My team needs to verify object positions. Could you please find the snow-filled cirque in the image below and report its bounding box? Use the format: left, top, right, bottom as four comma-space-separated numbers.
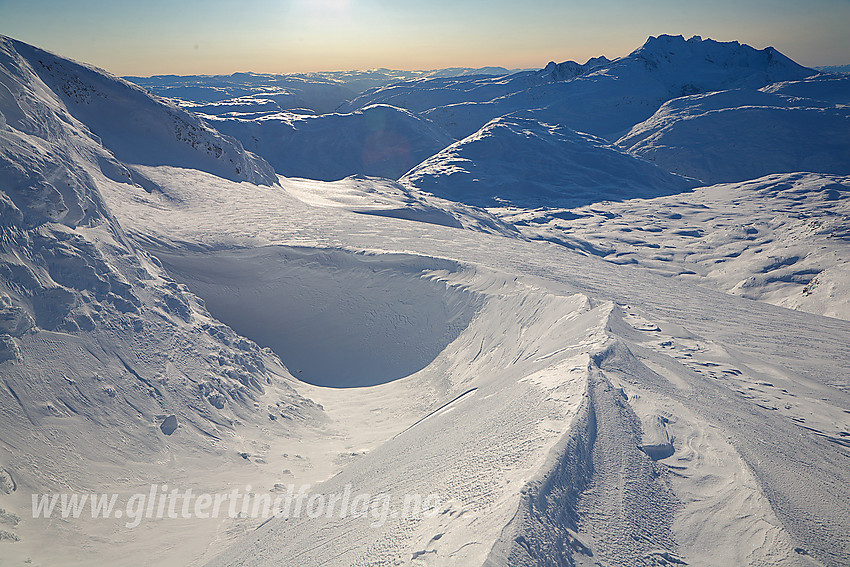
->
1, 32, 849, 567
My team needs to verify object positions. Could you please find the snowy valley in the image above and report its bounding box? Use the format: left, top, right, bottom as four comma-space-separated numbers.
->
0, 33, 849, 567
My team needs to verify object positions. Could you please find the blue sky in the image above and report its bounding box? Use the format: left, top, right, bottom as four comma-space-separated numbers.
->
1, 0, 848, 75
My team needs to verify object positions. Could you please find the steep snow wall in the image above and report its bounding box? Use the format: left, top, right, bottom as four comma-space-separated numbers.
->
0, 37, 312, 564
155, 247, 481, 387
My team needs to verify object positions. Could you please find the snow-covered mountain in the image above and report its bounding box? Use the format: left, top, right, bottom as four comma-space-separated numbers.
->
340, 56, 609, 115
421, 34, 817, 141
617, 75, 850, 183
400, 115, 696, 208
2, 33, 849, 567
204, 104, 454, 181
3, 39, 276, 186
127, 66, 523, 115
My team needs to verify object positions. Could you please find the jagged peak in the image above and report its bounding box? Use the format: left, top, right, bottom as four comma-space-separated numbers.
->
629, 34, 809, 73
584, 55, 612, 68
542, 55, 611, 82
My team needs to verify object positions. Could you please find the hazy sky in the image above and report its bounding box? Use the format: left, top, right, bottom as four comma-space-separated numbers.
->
1, 0, 848, 76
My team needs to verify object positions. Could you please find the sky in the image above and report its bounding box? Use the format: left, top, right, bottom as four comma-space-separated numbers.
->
1, 0, 848, 76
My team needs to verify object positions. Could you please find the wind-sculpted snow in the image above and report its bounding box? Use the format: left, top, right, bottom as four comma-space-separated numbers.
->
618, 79, 850, 183
153, 247, 481, 388
280, 174, 517, 235
509, 172, 850, 321
207, 268, 619, 567
204, 104, 454, 180
0, 37, 320, 565
102, 164, 849, 566
401, 115, 696, 208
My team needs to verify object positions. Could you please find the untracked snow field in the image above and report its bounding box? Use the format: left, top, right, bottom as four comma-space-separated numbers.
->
103, 165, 850, 567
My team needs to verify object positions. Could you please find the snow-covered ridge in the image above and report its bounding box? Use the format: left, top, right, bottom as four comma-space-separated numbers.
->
624, 34, 813, 92
125, 66, 522, 110
3, 36, 276, 186
340, 55, 611, 115
400, 114, 696, 208
0, 36, 313, 565
617, 75, 850, 183
346, 34, 817, 141
540, 56, 612, 82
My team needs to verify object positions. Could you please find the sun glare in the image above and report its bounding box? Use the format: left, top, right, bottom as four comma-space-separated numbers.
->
303, 0, 352, 19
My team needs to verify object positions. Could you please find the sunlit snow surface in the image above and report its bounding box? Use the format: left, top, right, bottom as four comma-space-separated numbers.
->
1, 33, 849, 567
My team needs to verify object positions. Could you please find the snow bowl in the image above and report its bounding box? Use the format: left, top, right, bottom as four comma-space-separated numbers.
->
155, 246, 480, 387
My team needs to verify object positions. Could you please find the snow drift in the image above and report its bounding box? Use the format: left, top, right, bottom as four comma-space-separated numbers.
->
154, 247, 480, 388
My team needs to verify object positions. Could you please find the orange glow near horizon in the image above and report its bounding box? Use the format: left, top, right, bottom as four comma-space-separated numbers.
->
2, 0, 848, 76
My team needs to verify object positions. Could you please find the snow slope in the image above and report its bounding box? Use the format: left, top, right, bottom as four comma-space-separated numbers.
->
279, 174, 516, 235
204, 104, 454, 180
506, 172, 850, 321
99, 164, 850, 567
0, 36, 321, 566
400, 115, 696, 208
4, 38, 275, 185
617, 77, 850, 184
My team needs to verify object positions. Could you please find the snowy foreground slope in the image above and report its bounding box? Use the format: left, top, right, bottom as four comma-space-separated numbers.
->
105, 166, 850, 567
0, 34, 849, 567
